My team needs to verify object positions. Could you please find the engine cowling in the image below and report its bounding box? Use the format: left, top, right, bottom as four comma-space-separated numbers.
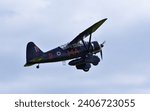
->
91, 41, 100, 54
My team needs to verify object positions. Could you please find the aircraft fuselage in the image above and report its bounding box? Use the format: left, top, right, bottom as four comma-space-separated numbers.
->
25, 41, 100, 66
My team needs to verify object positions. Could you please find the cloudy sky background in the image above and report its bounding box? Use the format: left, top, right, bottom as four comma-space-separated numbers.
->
0, 0, 150, 93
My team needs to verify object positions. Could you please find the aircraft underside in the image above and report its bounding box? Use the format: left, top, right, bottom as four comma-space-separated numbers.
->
68, 55, 100, 72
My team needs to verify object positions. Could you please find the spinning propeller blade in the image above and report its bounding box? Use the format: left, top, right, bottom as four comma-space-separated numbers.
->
100, 50, 103, 60
100, 41, 106, 60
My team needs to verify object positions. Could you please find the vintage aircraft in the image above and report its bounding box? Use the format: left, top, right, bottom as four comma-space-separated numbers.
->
24, 18, 107, 72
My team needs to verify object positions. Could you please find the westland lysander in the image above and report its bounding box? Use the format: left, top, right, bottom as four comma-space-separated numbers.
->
24, 18, 107, 72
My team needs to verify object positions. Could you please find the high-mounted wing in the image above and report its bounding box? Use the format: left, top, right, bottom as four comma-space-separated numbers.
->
69, 18, 107, 45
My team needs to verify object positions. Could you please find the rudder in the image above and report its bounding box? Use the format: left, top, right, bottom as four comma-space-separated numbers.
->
25, 42, 43, 66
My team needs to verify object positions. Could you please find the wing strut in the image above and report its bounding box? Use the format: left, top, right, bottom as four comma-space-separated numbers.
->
81, 39, 88, 50
88, 33, 92, 50
81, 33, 92, 53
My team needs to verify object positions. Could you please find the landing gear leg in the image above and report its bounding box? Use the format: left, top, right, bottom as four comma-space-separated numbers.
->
36, 64, 40, 69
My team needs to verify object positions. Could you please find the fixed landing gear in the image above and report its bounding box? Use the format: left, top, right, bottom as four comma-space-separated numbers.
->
83, 68, 89, 72
36, 64, 40, 69
76, 63, 91, 72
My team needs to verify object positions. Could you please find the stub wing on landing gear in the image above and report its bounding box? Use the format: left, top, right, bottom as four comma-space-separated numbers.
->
69, 55, 100, 72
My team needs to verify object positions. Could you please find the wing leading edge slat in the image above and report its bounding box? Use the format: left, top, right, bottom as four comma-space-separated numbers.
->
69, 18, 107, 45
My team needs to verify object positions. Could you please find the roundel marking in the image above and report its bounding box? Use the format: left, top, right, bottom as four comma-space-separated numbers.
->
56, 51, 61, 56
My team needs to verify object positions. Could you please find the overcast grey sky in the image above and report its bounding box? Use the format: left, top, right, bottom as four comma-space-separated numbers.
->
0, 0, 150, 93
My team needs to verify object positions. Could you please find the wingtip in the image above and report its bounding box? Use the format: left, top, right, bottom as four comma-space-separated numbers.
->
99, 18, 107, 23
103, 18, 108, 21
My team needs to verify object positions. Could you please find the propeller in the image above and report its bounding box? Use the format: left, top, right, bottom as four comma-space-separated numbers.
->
100, 41, 106, 60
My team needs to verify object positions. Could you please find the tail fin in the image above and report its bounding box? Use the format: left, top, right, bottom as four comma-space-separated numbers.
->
24, 42, 43, 66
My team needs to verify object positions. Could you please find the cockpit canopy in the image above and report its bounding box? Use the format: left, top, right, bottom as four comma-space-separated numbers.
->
60, 41, 88, 50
